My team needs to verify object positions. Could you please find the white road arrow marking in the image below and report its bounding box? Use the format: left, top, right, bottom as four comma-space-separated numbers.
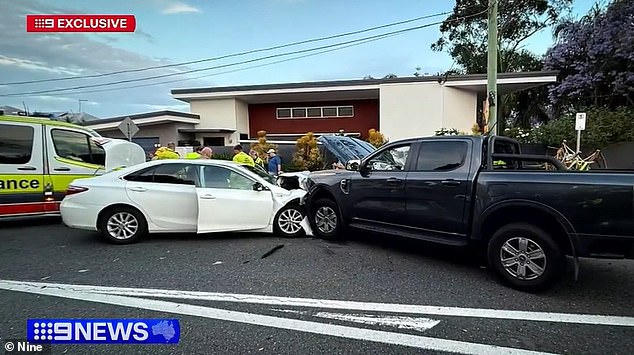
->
0, 280, 555, 355
273, 309, 441, 332
2, 279, 632, 327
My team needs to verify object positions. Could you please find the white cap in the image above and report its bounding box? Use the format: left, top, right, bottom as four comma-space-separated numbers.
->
267, 149, 276, 153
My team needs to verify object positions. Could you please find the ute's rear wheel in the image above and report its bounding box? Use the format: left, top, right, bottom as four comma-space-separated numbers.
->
98, 206, 147, 244
487, 223, 565, 292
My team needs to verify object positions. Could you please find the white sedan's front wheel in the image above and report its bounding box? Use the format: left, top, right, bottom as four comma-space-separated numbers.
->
274, 204, 305, 238
98, 206, 147, 244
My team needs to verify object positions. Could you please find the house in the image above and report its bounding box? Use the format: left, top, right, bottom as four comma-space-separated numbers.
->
83, 71, 558, 148
81, 110, 201, 154
169, 71, 557, 145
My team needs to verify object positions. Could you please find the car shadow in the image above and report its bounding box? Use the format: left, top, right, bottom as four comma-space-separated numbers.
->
339, 229, 484, 266
0, 215, 62, 229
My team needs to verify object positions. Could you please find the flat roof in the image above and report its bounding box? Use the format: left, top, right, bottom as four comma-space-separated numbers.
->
81, 110, 199, 126
170, 71, 558, 104
171, 71, 559, 95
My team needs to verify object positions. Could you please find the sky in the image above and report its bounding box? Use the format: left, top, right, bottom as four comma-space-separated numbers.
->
0, 0, 598, 118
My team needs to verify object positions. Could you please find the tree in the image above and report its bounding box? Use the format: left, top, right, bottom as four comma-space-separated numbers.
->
293, 132, 322, 171
432, 0, 572, 129
432, 0, 572, 74
544, 0, 634, 114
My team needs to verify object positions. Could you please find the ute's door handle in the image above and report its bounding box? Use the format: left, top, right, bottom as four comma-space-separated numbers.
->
129, 187, 147, 192
441, 179, 461, 187
17, 166, 36, 171
200, 194, 216, 199
386, 177, 403, 185
54, 167, 71, 171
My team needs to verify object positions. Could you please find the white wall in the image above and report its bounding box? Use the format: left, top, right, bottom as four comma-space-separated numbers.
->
190, 98, 238, 130
234, 99, 249, 143
379, 82, 443, 141
379, 82, 477, 141
442, 87, 477, 134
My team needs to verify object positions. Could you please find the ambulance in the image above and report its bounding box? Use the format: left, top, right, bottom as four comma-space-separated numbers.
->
0, 114, 146, 218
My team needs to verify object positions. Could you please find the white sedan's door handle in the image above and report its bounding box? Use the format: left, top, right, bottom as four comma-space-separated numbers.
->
130, 187, 147, 192
200, 194, 216, 199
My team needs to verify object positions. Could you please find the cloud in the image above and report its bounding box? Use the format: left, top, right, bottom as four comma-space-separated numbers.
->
135, 28, 155, 43
0, 0, 209, 118
162, 2, 201, 14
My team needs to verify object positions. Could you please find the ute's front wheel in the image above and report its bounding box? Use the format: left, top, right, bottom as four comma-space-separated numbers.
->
487, 223, 565, 292
310, 198, 342, 240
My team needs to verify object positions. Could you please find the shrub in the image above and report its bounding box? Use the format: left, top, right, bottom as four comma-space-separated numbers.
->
292, 132, 322, 171
533, 107, 634, 150
368, 128, 388, 147
250, 130, 277, 161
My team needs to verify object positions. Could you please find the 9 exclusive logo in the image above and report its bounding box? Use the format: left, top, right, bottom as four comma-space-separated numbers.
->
26, 15, 136, 32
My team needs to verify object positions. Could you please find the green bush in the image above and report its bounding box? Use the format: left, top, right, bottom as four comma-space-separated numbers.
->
212, 152, 232, 161
534, 107, 634, 150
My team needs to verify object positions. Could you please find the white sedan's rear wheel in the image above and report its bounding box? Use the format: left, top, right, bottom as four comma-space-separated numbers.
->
274, 204, 305, 238
99, 206, 147, 244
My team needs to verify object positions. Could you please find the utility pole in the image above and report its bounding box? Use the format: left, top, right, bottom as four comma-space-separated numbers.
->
487, 0, 498, 135
78, 99, 87, 113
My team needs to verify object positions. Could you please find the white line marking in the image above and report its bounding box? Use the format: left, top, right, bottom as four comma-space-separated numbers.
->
1, 280, 631, 327
0, 280, 555, 355
272, 309, 441, 332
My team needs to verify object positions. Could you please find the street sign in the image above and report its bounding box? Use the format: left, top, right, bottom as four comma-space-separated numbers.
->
117, 117, 139, 141
575, 112, 587, 131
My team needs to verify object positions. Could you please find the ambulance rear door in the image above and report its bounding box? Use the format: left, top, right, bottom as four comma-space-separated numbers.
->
0, 121, 46, 216
45, 126, 105, 205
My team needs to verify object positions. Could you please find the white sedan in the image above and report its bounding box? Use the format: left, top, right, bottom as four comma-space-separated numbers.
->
60, 159, 310, 244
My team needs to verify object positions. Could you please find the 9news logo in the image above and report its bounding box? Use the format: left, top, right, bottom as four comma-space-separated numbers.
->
26, 319, 180, 344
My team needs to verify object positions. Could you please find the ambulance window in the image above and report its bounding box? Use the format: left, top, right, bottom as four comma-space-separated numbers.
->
51, 129, 105, 165
0, 124, 34, 164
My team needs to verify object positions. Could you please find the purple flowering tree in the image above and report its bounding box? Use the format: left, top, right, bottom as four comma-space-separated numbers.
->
544, 0, 634, 114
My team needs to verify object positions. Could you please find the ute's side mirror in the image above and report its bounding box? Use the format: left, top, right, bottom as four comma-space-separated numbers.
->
346, 159, 360, 171
253, 182, 267, 191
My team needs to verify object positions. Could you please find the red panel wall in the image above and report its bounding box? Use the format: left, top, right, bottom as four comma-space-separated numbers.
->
248, 99, 379, 139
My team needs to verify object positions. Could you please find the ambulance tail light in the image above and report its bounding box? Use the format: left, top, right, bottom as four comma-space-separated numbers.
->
65, 185, 89, 196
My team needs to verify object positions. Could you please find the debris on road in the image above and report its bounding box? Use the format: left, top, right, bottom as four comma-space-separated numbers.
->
77, 269, 89, 273
213, 261, 223, 265
261, 244, 284, 259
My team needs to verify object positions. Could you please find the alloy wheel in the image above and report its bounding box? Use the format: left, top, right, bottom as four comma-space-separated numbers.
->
106, 212, 139, 240
315, 206, 337, 234
500, 237, 547, 280
278, 208, 303, 235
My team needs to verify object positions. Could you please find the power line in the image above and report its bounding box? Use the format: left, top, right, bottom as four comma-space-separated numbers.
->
1, 11, 451, 86
27, 32, 404, 97
1, 9, 487, 98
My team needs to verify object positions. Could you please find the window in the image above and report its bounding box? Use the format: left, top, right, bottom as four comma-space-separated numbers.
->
203, 137, 224, 146
237, 164, 276, 185
307, 108, 322, 117
291, 108, 306, 118
201, 165, 254, 190
51, 129, 105, 165
276, 105, 354, 119
0, 124, 34, 164
124, 163, 198, 185
337, 106, 353, 117
415, 141, 468, 171
322, 107, 337, 117
367, 145, 410, 171
276, 108, 291, 118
